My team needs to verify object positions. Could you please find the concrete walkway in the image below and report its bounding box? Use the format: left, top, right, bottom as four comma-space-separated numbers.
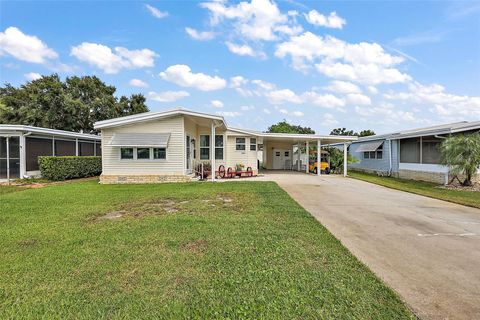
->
260, 172, 480, 320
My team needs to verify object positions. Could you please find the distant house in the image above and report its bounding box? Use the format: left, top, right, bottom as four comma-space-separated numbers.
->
0, 125, 101, 180
94, 108, 356, 184
348, 121, 480, 184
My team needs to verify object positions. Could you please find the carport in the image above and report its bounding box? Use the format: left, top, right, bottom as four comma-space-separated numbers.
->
260, 133, 357, 176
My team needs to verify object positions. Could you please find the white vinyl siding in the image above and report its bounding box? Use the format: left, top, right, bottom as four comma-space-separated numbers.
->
101, 116, 184, 175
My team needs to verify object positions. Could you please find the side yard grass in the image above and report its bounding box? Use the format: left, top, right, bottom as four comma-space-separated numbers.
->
0, 180, 415, 319
349, 170, 480, 209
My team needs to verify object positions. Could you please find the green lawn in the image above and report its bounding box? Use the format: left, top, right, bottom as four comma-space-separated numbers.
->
349, 171, 480, 209
0, 179, 414, 319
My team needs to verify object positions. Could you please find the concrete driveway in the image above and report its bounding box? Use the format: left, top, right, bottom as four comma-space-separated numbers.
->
261, 172, 480, 320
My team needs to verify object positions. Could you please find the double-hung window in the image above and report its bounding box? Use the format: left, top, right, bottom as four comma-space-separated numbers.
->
250, 138, 257, 151
121, 148, 134, 159
153, 148, 166, 159
200, 135, 210, 160
137, 148, 150, 159
236, 138, 246, 151
215, 135, 224, 160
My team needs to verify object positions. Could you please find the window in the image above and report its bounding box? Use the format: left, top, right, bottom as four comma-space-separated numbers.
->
364, 151, 370, 159
284, 151, 289, 157
137, 148, 150, 159
400, 138, 420, 163
422, 137, 441, 164
121, 148, 134, 159
250, 138, 257, 151
200, 135, 210, 160
236, 138, 246, 151
215, 135, 223, 160
376, 151, 383, 159
153, 148, 166, 159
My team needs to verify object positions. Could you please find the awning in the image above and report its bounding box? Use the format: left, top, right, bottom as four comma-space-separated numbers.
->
109, 133, 170, 147
355, 140, 384, 152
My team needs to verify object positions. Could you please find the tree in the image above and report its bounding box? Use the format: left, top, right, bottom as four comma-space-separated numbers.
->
358, 129, 375, 137
0, 74, 149, 133
440, 133, 480, 186
267, 120, 315, 134
330, 128, 375, 137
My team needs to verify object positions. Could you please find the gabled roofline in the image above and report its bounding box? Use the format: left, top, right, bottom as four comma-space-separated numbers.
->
94, 107, 227, 130
0, 124, 101, 140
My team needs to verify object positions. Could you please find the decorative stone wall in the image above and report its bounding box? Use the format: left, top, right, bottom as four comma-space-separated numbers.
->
100, 174, 192, 184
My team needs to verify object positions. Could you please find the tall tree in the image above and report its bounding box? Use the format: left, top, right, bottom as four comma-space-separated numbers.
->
440, 133, 480, 186
330, 128, 376, 137
267, 120, 315, 134
0, 74, 149, 133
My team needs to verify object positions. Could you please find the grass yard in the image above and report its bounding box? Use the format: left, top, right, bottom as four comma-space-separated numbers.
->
349, 171, 480, 209
0, 179, 415, 319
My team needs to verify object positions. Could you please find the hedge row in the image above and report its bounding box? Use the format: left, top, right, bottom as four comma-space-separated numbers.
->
38, 156, 102, 181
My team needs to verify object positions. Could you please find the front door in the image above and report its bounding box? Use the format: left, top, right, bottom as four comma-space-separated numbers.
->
272, 149, 291, 169
0, 137, 20, 179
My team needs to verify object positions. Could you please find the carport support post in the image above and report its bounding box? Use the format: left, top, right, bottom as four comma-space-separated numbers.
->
343, 143, 348, 177
317, 139, 321, 176
6, 137, 10, 185
211, 122, 216, 182
297, 143, 301, 171
305, 141, 309, 173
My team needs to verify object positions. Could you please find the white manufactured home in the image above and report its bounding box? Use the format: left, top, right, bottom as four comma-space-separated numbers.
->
94, 108, 357, 184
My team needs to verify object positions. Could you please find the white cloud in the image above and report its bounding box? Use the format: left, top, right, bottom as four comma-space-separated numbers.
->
159, 64, 226, 91
129, 78, 149, 87
240, 105, 255, 111
148, 90, 190, 102
70, 42, 157, 74
367, 86, 379, 94
279, 108, 288, 114
24, 72, 41, 81
216, 111, 242, 117
225, 41, 265, 58
266, 89, 303, 104
263, 108, 272, 114
384, 82, 480, 118
292, 110, 304, 117
230, 75, 249, 88
324, 80, 361, 94
145, 4, 168, 19
185, 27, 215, 41
252, 79, 276, 91
303, 92, 346, 110
304, 10, 346, 29
346, 93, 372, 106
275, 32, 410, 85
200, 0, 302, 41
316, 61, 411, 85
322, 113, 339, 126
0, 27, 58, 64
211, 100, 224, 108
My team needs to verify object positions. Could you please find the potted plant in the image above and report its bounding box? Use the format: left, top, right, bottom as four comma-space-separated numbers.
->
235, 163, 245, 177
195, 161, 211, 180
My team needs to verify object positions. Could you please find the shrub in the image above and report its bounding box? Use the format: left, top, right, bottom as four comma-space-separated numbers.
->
38, 156, 102, 181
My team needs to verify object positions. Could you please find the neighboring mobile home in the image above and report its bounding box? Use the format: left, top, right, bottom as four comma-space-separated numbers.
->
0, 125, 101, 180
348, 121, 480, 184
94, 108, 357, 184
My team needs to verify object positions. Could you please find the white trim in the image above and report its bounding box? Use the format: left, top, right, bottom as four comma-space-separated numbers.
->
343, 143, 348, 177
399, 163, 448, 173
94, 108, 226, 130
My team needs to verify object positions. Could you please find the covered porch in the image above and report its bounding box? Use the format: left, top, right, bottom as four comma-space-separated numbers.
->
261, 133, 356, 177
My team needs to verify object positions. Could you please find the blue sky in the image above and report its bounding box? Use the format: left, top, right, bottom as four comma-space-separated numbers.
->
1, 0, 479, 134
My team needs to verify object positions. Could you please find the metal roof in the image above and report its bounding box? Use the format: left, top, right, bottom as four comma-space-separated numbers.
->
355, 140, 384, 152
353, 121, 480, 143
0, 124, 101, 140
109, 133, 170, 147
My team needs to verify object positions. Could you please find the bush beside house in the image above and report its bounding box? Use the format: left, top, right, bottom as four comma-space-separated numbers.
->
38, 156, 102, 181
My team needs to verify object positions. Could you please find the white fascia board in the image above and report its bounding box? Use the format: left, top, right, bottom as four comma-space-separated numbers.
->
94, 109, 226, 130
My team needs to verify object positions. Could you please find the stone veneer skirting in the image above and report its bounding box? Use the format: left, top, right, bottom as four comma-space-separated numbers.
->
100, 174, 192, 184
